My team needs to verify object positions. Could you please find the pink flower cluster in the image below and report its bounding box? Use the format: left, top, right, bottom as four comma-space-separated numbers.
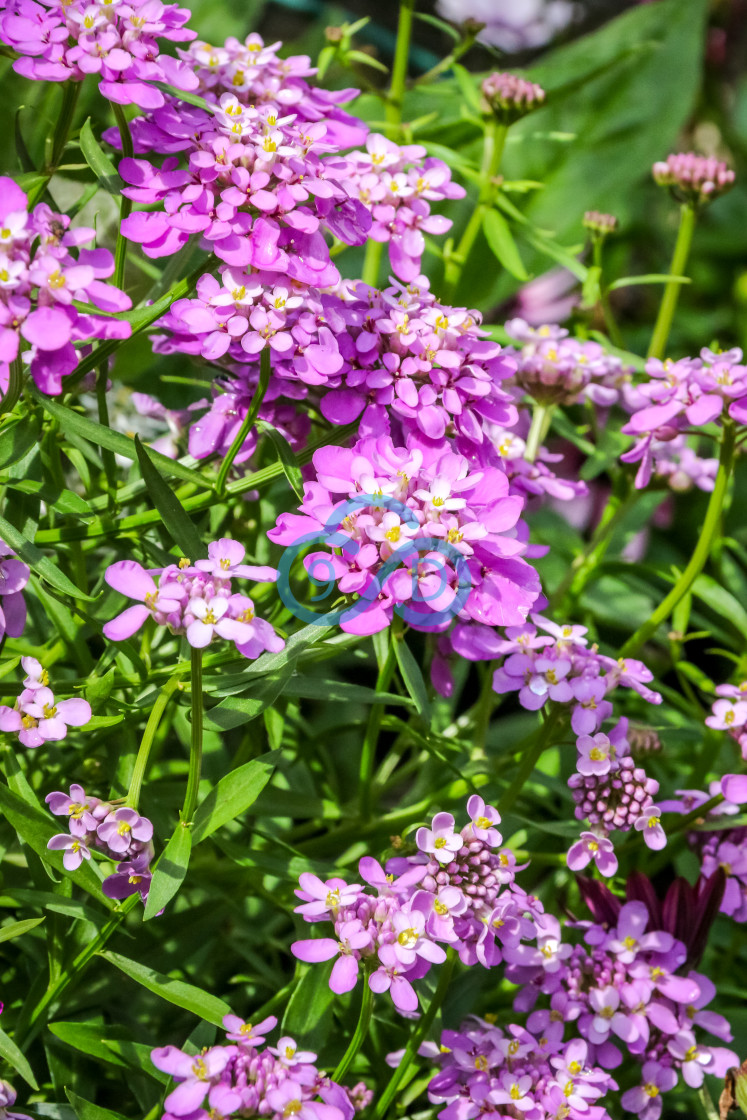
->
0, 176, 131, 395
509, 899, 736, 1119
156, 274, 518, 455
46, 781, 155, 903
151, 1014, 357, 1120
108, 33, 372, 276
622, 347, 747, 488
504, 319, 629, 408
268, 434, 541, 636
491, 615, 662, 718
662, 774, 747, 923
292, 796, 546, 1013
427, 1017, 617, 1120
645, 434, 718, 493
706, 678, 747, 757
339, 133, 465, 282
0, 540, 29, 642
652, 152, 735, 206
0, 657, 91, 748
0, 0, 198, 109
480, 72, 546, 121
102, 538, 283, 659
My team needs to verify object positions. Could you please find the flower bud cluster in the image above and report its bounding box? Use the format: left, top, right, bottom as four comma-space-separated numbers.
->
480, 72, 546, 122
652, 152, 735, 206
504, 319, 630, 407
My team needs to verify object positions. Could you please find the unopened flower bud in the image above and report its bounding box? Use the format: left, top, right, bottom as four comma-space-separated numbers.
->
480, 72, 545, 123
652, 151, 735, 207
325, 25, 344, 43
583, 211, 618, 238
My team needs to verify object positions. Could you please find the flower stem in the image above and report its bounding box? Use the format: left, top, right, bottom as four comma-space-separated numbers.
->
497, 707, 566, 816
126, 675, 181, 810
373, 949, 456, 1120
110, 102, 134, 292
524, 402, 554, 463
332, 978, 374, 1081
359, 620, 401, 821
549, 482, 638, 609
442, 118, 508, 301
619, 420, 736, 659
385, 0, 416, 140
647, 202, 697, 360
361, 239, 384, 289
181, 648, 203, 823
216, 345, 271, 496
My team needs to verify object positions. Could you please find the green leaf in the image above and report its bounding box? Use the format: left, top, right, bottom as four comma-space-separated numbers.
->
78, 118, 122, 195
0, 415, 41, 471
99, 951, 231, 1025
393, 635, 431, 721
27, 387, 207, 488
65, 1090, 129, 1120
6, 481, 92, 516
281, 963, 335, 1045
191, 753, 278, 844
0, 916, 44, 943
101, 1038, 169, 1084
451, 63, 482, 113
0, 513, 94, 601
255, 420, 304, 501
280, 677, 414, 706
608, 273, 691, 291
414, 10, 461, 40
143, 822, 192, 921
0, 1025, 38, 1089
49, 1023, 128, 1071
482, 209, 528, 281
134, 436, 204, 559
204, 670, 293, 729
692, 574, 747, 636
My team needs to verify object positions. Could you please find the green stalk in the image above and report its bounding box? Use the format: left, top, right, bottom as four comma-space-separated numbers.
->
126, 676, 181, 810
27, 82, 81, 206
549, 484, 638, 609
216, 346, 271, 495
0, 356, 23, 417
359, 619, 401, 820
619, 421, 736, 658
361, 239, 384, 289
593, 239, 624, 348
16, 893, 139, 1048
442, 118, 508, 301
524, 402, 554, 464
647, 203, 696, 360
181, 648, 203, 823
373, 949, 456, 1120
95, 358, 117, 504
497, 707, 566, 816
110, 102, 134, 292
384, 0, 417, 139
332, 979, 374, 1081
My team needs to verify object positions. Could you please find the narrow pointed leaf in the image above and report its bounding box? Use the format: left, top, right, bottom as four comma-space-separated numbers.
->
99, 950, 231, 1024
0, 513, 93, 600
191, 752, 279, 844
134, 436, 204, 558
143, 822, 192, 921
393, 635, 431, 721
0, 1026, 38, 1089
78, 118, 122, 194
482, 210, 528, 281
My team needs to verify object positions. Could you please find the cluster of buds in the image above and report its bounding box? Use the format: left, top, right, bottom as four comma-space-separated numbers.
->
583, 210, 618, 238
0, 657, 91, 749
480, 72, 546, 123
46, 782, 155, 903
652, 152, 735, 207
103, 538, 284, 660
504, 319, 630, 407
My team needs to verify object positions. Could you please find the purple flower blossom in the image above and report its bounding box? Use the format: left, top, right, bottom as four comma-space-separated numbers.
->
634, 804, 667, 851
567, 832, 618, 877
0, 681, 91, 749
